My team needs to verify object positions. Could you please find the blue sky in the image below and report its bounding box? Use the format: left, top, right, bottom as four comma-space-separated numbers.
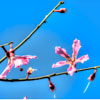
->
0, 0, 100, 99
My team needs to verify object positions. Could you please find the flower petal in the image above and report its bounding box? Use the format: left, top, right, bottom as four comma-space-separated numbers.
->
32, 56, 38, 59
67, 65, 76, 76
75, 54, 89, 64
55, 46, 71, 61
0, 62, 14, 79
14, 55, 37, 68
52, 61, 69, 68
72, 39, 81, 59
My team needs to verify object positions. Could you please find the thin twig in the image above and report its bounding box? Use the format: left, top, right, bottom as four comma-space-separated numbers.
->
0, 41, 13, 47
0, 1, 64, 63
0, 65, 99, 82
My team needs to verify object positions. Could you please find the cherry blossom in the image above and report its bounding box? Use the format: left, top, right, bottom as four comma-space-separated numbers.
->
52, 39, 89, 76
0, 42, 37, 79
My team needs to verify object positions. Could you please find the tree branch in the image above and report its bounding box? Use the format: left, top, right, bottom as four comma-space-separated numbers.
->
0, 1, 64, 63
0, 65, 99, 82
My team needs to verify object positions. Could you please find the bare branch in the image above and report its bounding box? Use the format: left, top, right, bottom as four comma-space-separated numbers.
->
0, 65, 99, 82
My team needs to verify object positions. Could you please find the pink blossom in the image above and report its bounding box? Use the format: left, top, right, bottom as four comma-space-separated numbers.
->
0, 43, 37, 79
52, 39, 89, 76
54, 8, 67, 13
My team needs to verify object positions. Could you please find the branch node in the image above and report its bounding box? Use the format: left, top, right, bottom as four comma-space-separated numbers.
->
43, 20, 46, 23
65, 72, 68, 75
94, 67, 97, 69
53, 73, 56, 76
47, 77, 50, 80
75, 70, 78, 73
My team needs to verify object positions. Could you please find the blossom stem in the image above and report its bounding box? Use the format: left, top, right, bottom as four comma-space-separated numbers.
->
26, 74, 30, 79
0, 65, 100, 82
0, 1, 64, 63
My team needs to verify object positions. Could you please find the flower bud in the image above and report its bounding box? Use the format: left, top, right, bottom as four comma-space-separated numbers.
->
27, 67, 34, 74
48, 78, 55, 92
26, 67, 37, 79
54, 8, 67, 13
19, 67, 23, 71
88, 69, 97, 81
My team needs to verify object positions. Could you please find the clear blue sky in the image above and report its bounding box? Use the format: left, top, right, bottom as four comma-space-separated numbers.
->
0, 0, 100, 99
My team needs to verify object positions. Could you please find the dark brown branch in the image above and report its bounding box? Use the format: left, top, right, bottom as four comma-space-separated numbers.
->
0, 65, 99, 82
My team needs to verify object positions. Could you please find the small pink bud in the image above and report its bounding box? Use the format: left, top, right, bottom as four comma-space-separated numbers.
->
27, 67, 33, 74
54, 8, 67, 13
48, 78, 55, 92
26, 67, 37, 79
88, 69, 97, 81
19, 67, 23, 71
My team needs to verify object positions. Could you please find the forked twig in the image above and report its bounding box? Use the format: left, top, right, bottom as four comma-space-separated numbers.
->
0, 1, 64, 63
